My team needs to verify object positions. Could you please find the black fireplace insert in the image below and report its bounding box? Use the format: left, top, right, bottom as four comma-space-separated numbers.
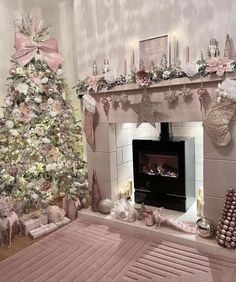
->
133, 132, 195, 212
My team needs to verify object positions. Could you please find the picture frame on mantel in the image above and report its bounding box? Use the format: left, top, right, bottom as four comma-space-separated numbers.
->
139, 34, 169, 70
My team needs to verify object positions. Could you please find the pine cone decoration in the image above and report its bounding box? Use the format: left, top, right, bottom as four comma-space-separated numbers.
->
216, 187, 236, 249
135, 70, 150, 87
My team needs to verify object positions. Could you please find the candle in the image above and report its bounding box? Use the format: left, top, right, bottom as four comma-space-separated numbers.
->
185, 46, 189, 64
131, 48, 135, 65
173, 34, 177, 61
124, 59, 127, 76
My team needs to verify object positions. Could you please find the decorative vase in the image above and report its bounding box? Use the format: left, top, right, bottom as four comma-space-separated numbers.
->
91, 170, 101, 212
196, 217, 215, 238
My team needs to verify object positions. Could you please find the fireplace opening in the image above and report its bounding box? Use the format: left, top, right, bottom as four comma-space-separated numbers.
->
132, 132, 195, 212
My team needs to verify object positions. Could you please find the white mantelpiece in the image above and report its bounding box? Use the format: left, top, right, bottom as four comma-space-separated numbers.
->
84, 74, 236, 225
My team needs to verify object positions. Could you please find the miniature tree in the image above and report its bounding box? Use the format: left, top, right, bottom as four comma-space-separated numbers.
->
0, 10, 87, 212
160, 53, 168, 70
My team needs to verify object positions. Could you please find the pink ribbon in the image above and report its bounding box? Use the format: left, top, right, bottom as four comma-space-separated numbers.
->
12, 32, 64, 72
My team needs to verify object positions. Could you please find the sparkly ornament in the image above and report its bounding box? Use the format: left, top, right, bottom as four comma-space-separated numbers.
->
110, 95, 120, 108
130, 89, 160, 128
197, 86, 208, 110
101, 97, 110, 116
180, 85, 193, 100
98, 198, 113, 214
216, 187, 236, 249
196, 217, 215, 238
164, 88, 178, 103
9, 67, 17, 76
120, 92, 129, 105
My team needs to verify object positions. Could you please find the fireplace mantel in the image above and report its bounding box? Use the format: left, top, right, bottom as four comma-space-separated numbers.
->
85, 74, 234, 124
84, 73, 236, 225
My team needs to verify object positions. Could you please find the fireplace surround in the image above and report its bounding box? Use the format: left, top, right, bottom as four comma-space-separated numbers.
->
85, 74, 236, 225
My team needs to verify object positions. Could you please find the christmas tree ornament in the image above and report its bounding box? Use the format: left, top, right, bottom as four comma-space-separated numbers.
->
98, 198, 113, 214
130, 89, 160, 128
91, 170, 101, 212
180, 85, 193, 101
216, 187, 236, 249
196, 217, 215, 238
164, 87, 178, 103
83, 93, 96, 149
109, 95, 120, 108
197, 80, 208, 111
204, 79, 236, 146
101, 97, 110, 116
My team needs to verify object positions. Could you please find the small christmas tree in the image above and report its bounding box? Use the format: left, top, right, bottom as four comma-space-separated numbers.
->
160, 53, 168, 71
0, 10, 87, 212
224, 33, 234, 60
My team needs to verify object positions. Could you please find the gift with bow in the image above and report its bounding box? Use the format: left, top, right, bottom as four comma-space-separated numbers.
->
12, 32, 64, 72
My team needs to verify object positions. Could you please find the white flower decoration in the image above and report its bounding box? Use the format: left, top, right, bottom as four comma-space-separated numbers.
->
5, 97, 13, 106
16, 83, 28, 94
41, 77, 49, 84
9, 129, 18, 136
34, 96, 42, 103
57, 69, 63, 76
5, 120, 14, 129
47, 98, 54, 105
42, 137, 51, 144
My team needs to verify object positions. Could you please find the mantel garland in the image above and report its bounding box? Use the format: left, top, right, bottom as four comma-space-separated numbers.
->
76, 57, 236, 94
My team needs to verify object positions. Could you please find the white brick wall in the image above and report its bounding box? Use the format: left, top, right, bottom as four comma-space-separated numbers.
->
115, 122, 203, 198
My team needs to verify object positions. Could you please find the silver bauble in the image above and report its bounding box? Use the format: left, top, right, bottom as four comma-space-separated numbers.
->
196, 217, 215, 238
98, 198, 113, 214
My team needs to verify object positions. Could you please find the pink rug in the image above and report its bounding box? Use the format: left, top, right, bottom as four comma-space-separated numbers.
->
0, 218, 235, 282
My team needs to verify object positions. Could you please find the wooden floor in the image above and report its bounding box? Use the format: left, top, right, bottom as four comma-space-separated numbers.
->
0, 233, 43, 262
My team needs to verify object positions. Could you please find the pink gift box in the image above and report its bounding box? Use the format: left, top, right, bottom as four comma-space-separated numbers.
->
29, 223, 57, 239
19, 214, 48, 236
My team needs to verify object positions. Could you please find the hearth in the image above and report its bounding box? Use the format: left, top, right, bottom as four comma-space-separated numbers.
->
133, 123, 195, 212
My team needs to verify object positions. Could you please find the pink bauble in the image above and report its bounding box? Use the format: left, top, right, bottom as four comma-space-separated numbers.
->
9, 67, 16, 75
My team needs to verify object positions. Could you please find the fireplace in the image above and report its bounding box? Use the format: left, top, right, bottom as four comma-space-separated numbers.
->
133, 124, 195, 212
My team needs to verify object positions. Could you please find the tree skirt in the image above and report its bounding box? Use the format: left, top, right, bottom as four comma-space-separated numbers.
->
0, 218, 235, 282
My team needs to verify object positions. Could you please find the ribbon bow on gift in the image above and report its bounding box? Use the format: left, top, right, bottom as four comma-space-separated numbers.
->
12, 32, 64, 72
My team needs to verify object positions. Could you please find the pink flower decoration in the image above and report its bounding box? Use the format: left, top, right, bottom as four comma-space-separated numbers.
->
32, 76, 42, 85
87, 75, 101, 93
135, 70, 150, 87
206, 56, 233, 76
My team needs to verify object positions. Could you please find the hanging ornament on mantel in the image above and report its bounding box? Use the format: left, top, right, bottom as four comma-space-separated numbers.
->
180, 85, 193, 100
130, 89, 160, 128
164, 88, 178, 103
101, 97, 110, 117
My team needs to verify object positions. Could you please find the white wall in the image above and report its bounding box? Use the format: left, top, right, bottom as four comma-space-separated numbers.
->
74, 0, 236, 78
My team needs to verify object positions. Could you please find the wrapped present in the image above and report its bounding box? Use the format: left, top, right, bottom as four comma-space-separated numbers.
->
55, 216, 71, 228
63, 198, 81, 220
47, 205, 65, 223
19, 213, 48, 236
29, 223, 57, 239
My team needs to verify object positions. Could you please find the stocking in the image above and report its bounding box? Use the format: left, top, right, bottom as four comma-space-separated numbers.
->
83, 94, 96, 149
203, 79, 236, 146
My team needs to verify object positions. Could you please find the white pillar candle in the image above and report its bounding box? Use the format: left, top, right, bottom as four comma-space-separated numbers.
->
124, 59, 127, 76
185, 46, 190, 64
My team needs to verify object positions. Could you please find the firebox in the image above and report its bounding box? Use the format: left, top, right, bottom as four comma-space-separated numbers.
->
132, 127, 195, 212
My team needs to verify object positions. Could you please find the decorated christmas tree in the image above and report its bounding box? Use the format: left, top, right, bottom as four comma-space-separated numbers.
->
0, 10, 87, 212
